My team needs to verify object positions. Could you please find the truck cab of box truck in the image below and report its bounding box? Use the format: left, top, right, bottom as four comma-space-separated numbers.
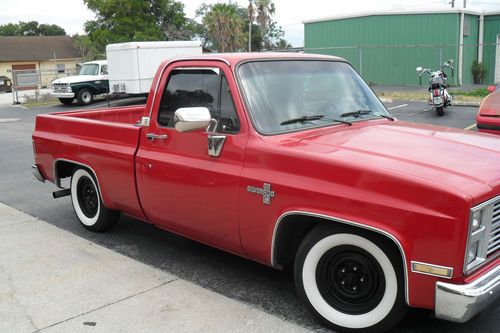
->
51, 60, 108, 105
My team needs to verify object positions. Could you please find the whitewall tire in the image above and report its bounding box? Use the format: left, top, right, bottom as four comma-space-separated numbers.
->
70, 168, 119, 232
294, 225, 406, 332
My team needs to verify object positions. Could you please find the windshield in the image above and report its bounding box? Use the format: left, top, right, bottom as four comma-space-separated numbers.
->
79, 64, 99, 76
238, 60, 390, 134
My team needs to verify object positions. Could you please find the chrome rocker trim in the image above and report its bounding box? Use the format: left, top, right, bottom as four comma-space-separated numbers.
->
32, 164, 45, 183
435, 264, 499, 323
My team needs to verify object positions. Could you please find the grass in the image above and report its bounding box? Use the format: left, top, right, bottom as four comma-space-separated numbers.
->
449, 88, 490, 97
377, 91, 485, 104
23, 99, 60, 108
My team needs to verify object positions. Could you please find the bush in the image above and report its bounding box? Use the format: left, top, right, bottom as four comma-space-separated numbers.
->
471, 60, 487, 84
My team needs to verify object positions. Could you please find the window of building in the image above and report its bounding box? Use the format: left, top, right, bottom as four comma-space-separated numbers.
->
57, 64, 65, 73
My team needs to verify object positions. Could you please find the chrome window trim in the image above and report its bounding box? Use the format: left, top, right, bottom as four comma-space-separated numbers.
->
53, 158, 105, 204
411, 260, 453, 279
272, 210, 410, 305
464, 195, 500, 274
147, 58, 231, 121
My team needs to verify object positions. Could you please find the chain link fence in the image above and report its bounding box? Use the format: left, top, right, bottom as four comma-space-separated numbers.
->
276, 43, 499, 86
11, 67, 79, 104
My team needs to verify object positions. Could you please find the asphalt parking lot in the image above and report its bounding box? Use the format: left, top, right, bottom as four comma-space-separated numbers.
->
0, 99, 498, 332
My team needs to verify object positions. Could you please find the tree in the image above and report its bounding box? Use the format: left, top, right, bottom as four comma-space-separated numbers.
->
247, 1, 287, 50
83, 0, 194, 52
202, 3, 244, 52
73, 35, 101, 61
273, 38, 291, 50
0, 21, 66, 36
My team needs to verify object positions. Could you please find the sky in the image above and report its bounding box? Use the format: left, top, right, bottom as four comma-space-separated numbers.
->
0, 0, 499, 47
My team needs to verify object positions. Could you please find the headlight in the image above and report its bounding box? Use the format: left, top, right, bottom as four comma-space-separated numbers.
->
467, 241, 479, 264
471, 210, 482, 231
464, 196, 499, 274
66, 86, 72, 93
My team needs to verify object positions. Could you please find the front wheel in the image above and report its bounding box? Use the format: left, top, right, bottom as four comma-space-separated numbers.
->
294, 225, 407, 332
77, 88, 94, 105
70, 168, 119, 232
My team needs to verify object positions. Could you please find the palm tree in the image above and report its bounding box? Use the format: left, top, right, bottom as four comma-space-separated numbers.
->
248, 0, 254, 51
254, 0, 275, 39
203, 3, 244, 52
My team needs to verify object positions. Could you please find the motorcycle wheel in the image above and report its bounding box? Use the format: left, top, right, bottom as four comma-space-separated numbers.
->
436, 106, 445, 116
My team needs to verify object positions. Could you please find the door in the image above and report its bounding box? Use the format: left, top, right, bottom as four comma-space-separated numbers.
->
136, 62, 247, 254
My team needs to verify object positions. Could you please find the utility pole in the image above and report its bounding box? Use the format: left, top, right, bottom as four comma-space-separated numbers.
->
463, 0, 466, 8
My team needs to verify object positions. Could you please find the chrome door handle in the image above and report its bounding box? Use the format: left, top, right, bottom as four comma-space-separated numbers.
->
146, 133, 168, 141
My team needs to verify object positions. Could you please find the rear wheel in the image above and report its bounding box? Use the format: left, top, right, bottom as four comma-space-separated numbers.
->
436, 106, 445, 116
70, 168, 119, 232
77, 88, 93, 105
58, 98, 74, 105
294, 225, 407, 332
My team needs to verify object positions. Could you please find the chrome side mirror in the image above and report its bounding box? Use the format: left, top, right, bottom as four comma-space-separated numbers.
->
174, 107, 211, 132
174, 107, 226, 158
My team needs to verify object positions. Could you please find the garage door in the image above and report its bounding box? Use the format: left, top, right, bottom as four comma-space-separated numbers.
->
12, 64, 38, 90
496, 35, 500, 83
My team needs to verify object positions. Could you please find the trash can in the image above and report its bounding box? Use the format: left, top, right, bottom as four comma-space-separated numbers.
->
0, 76, 12, 93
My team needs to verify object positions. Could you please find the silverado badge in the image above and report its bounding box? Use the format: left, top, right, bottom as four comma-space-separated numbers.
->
247, 183, 275, 205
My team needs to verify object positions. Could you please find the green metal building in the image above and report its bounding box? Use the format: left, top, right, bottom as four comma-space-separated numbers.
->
304, 9, 500, 85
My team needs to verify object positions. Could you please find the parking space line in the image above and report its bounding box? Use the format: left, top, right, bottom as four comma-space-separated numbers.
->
464, 123, 477, 130
387, 104, 408, 110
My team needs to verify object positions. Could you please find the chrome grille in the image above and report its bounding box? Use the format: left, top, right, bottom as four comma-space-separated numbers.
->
487, 200, 500, 256
53, 83, 69, 92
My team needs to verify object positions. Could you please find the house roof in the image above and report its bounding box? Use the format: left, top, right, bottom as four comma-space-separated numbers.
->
0, 36, 81, 62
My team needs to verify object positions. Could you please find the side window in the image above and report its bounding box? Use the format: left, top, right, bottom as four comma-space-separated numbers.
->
101, 65, 108, 75
158, 69, 240, 133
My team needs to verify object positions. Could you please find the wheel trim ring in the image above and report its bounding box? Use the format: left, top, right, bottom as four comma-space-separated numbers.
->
302, 233, 398, 329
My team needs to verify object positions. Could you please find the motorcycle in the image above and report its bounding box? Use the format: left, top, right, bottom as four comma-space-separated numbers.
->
416, 60, 454, 116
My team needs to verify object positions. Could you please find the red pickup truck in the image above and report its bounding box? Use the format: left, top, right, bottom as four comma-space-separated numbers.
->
32, 53, 499, 332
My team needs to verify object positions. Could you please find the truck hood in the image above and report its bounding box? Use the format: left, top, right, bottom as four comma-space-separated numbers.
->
52, 75, 107, 85
279, 120, 500, 201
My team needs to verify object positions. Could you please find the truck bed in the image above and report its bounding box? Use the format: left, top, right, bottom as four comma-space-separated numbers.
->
33, 105, 147, 219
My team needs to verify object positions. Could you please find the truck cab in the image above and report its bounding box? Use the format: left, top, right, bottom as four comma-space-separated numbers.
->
51, 60, 109, 105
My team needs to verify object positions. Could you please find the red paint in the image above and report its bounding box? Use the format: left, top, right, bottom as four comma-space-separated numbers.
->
477, 90, 500, 135
32, 53, 500, 311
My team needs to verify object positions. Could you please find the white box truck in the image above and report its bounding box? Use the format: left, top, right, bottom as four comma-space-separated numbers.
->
106, 41, 202, 95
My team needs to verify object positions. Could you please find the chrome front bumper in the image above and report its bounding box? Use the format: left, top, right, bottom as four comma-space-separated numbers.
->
32, 164, 45, 183
51, 92, 75, 98
435, 264, 499, 323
